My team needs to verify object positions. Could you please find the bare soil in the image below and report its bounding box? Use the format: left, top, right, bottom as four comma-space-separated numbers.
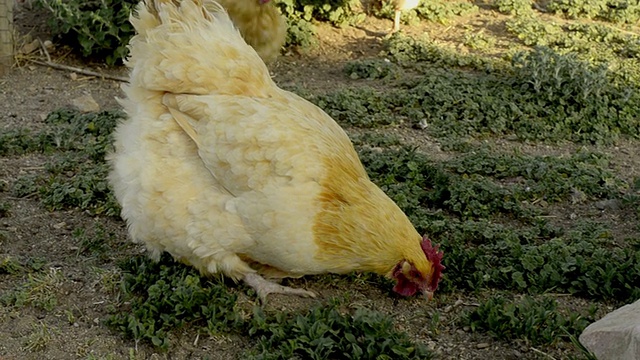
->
1, 2, 638, 360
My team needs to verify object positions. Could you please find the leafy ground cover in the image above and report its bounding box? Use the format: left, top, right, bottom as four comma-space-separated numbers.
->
1, 0, 640, 358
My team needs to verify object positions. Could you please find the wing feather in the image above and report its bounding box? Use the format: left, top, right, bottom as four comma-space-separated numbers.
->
167, 107, 201, 148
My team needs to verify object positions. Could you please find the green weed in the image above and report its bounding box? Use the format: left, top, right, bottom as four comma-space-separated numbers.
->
373, 0, 477, 25
0, 128, 46, 156
359, 146, 626, 221
0, 256, 47, 275
462, 31, 497, 51
22, 321, 56, 352
492, 0, 534, 15
344, 59, 398, 80
506, 16, 640, 66
10, 109, 122, 216
384, 33, 503, 72
463, 294, 593, 346
91, 266, 123, 295
247, 301, 432, 359
276, 0, 365, 48
0, 255, 24, 274
430, 218, 640, 301
415, 0, 478, 23
40, 158, 120, 216
349, 131, 402, 147
313, 87, 407, 128
42, 108, 120, 161
105, 254, 244, 349
1, 108, 120, 159
547, 0, 640, 23
36, 0, 135, 64
326, 39, 640, 144
12, 175, 40, 198
13, 158, 120, 216
73, 225, 118, 262
506, 16, 564, 47
283, 17, 317, 49
1, 267, 65, 311
0, 201, 10, 217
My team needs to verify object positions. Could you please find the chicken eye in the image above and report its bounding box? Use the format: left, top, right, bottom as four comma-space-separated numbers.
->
408, 269, 423, 280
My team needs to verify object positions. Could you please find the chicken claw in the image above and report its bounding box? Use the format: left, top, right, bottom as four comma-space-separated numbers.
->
243, 273, 317, 303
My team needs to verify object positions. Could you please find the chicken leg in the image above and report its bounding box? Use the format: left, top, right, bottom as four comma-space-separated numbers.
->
392, 10, 402, 33
391, 0, 421, 33
243, 272, 316, 303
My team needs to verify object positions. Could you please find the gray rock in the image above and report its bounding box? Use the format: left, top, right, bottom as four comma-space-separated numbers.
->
594, 199, 622, 211
579, 299, 640, 360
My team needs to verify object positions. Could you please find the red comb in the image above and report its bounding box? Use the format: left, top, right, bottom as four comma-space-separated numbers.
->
421, 235, 444, 292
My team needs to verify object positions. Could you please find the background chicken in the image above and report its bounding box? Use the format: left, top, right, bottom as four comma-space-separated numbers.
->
108, 0, 443, 302
216, 0, 286, 63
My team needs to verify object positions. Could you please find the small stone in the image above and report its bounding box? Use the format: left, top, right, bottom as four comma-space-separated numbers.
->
43, 40, 54, 49
70, 72, 78, 81
20, 39, 40, 55
571, 188, 587, 204
463, 326, 470, 332
53, 222, 66, 229
512, 350, 522, 357
477, 343, 490, 349
71, 94, 100, 113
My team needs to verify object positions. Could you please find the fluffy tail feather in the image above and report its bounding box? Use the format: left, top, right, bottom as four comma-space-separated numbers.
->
126, 0, 274, 97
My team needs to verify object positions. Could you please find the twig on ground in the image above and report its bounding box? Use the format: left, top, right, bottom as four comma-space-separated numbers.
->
531, 347, 557, 360
37, 38, 52, 63
29, 60, 129, 83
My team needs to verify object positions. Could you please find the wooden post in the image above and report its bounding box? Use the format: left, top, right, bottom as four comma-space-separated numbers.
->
0, 0, 14, 76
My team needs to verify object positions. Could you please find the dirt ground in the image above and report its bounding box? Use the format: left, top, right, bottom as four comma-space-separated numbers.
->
1, 2, 638, 360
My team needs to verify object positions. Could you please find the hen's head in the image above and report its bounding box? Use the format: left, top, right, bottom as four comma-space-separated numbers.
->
391, 235, 444, 299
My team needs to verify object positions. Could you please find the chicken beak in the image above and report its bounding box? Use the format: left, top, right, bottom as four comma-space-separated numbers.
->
424, 291, 434, 301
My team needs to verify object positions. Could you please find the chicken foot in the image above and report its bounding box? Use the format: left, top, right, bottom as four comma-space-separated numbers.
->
243, 273, 316, 303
